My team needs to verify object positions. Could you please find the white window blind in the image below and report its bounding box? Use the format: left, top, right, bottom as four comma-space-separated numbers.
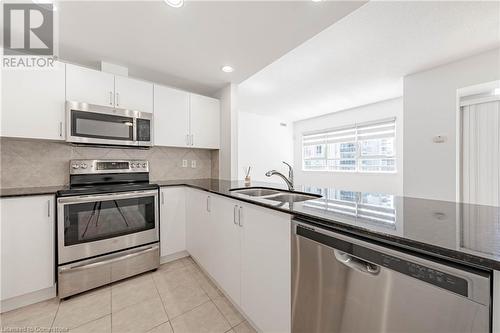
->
302, 118, 396, 173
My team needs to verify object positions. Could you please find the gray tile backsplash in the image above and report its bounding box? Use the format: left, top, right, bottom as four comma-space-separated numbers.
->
0, 138, 214, 188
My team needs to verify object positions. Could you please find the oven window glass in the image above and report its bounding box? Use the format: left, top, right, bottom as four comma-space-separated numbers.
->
71, 110, 134, 141
63, 196, 155, 246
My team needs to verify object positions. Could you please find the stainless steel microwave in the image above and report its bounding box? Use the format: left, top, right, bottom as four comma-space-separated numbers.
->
66, 101, 153, 147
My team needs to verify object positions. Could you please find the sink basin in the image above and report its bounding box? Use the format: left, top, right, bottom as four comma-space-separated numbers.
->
264, 193, 322, 203
230, 187, 322, 203
230, 187, 283, 197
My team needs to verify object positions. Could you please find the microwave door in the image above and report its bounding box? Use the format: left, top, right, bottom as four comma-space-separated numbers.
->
68, 109, 136, 146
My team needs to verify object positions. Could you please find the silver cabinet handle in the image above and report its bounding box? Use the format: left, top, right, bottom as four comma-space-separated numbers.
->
206, 196, 211, 212
47, 200, 51, 217
233, 205, 238, 225
161, 192, 164, 205
116, 92, 120, 106
59, 122, 63, 137
238, 206, 243, 227
191, 134, 194, 146
109, 91, 113, 105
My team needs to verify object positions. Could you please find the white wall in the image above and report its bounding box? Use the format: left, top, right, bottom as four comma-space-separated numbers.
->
403, 48, 500, 201
238, 111, 293, 183
215, 84, 239, 180
293, 98, 404, 194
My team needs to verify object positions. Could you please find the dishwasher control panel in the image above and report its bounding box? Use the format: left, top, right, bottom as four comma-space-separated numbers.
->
379, 254, 468, 297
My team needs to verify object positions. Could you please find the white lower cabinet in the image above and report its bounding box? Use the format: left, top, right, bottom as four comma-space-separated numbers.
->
239, 203, 291, 333
160, 187, 186, 257
184, 189, 291, 333
1, 195, 55, 301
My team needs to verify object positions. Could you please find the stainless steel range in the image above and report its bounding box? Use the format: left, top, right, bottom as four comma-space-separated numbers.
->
56, 159, 159, 298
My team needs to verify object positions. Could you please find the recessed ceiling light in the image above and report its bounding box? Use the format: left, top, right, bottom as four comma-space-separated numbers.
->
312, 0, 322, 2
221, 65, 234, 73
164, 0, 183, 8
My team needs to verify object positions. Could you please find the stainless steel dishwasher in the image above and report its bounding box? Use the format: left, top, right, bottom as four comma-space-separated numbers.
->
292, 219, 491, 333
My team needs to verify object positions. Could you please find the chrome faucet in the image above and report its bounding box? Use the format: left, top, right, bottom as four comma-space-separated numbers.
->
265, 161, 294, 191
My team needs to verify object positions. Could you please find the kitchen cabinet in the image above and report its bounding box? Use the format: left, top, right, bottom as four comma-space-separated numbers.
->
186, 189, 214, 273
114, 76, 153, 112
67, 64, 153, 112
66, 63, 115, 107
210, 195, 241, 304
154, 85, 190, 147
160, 187, 186, 257
153, 87, 221, 149
1, 195, 55, 301
184, 189, 291, 332
190, 94, 220, 149
240, 203, 291, 333
1, 62, 66, 140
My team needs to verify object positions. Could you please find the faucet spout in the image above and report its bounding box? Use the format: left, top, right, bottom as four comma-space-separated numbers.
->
265, 162, 294, 190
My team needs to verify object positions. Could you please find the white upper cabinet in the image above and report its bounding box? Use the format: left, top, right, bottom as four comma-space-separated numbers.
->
1, 195, 55, 301
1, 62, 66, 140
190, 93, 220, 149
115, 76, 153, 112
154, 85, 190, 147
66, 63, 115, 107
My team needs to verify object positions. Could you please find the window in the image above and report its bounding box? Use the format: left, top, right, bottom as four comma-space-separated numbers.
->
302, 118, 396, 173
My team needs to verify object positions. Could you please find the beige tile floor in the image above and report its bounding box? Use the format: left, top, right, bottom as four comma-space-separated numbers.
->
0, 257, 257, 333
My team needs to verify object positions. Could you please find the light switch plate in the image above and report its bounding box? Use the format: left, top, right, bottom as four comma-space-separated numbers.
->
191, 160, 196, 168
182, 160, 188, 168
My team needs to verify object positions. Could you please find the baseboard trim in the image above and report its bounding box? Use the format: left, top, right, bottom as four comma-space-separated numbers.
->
1, 285, 56, 313
160, 250, 189, 264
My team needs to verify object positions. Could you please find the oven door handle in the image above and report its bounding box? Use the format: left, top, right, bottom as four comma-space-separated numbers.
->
59, 245, 158, 273
57, 189, 158, 204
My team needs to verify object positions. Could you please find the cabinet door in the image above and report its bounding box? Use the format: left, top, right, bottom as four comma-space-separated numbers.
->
1, 195, 55, 300
153, 85, 190, 147
240, 204, 291, 333
1, 62, 65, 140
115, 76, 153, 113
160, 187, 186, 257
66, 63, 115, 107
190, 94, 220, 149
210, 195, 241, 304
185, 189, 212, 268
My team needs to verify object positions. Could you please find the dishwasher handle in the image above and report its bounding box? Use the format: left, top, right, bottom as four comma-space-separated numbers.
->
334, 250, 380, 276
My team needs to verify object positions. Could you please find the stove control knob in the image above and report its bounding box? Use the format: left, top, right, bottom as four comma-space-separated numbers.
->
72, 164, 80, 169
81, 163, 87, 169
142, 163, 147, 168
131, 163, 136, 168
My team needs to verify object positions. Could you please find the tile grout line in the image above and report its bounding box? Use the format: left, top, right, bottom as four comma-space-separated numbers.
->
49, 300, 61, 329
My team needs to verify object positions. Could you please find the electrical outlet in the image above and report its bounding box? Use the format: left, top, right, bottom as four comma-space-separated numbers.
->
182, 159, 188, 168
191, 160, 197, 168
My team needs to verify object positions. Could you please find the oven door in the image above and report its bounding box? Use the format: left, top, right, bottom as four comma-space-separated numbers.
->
57, 189, 159, 264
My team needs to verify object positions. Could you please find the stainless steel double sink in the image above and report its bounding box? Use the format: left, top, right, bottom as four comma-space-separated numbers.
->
230, 187, 322, 203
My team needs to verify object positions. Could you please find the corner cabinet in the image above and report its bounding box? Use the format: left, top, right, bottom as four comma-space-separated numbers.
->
184, 189, 291, 333
154, 85, 220, 149
159, 187, 186, 258
1, 195, 55, 302
1, 62, 66, 140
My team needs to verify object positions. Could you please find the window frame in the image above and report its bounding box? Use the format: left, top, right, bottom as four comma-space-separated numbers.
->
301, 118, 397, 174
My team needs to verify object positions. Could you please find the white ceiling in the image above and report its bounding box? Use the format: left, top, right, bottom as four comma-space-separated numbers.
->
56, 0, 366, 96
239, 1, 500, 122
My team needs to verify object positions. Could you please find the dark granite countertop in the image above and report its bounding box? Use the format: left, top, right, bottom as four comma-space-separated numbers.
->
2, 178, 500, 271
157, 179, 500, 271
